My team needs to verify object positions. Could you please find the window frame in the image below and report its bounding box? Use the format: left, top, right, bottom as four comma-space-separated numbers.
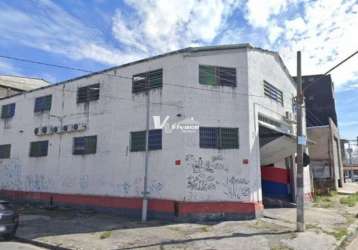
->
130, 129, 162, 152
264, 81, 284, 106
132, 69, 163, 93
73, 135, 97, 155
199, 127, 239, 149
199, 65, 237, 87
0, 144, 11, 159
34, 95, 52, 113
77, 83, 100, 104
1, 103, 16, 119
29, 140, 49, 157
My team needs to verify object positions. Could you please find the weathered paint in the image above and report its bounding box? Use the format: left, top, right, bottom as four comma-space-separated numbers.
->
0, 46, 312, 218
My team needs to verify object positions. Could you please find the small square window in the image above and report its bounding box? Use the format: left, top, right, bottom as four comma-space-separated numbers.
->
264, 81, 283, 105
132, 69, 163, 93
0, 144, 11, 159
34, 95, 52, 112
1, 103, 16, 119
77, 84, 100, 103
199, 127, 239, 149
29, 141, 48, 157
130, 129, 162, 152
199, 65, 237, 87
73, 136, 97, 155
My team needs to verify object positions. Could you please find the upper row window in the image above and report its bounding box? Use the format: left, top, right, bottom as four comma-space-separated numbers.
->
34, 95, 52, 113
77, 83, 100, 103
199, 65, 237, 87
132, 69, 163, 93
264, 81, 283, 105
1, 103, 15, 119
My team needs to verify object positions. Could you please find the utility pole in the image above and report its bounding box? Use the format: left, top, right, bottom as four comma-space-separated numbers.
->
142, 88, 150, 222
296, 51, 305, 232
348, 141, 353, 180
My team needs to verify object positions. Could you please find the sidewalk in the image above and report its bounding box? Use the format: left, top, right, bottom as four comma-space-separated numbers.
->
1, 188, 357, 250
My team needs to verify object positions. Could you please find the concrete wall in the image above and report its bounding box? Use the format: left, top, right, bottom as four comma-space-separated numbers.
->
0, 48, 308, 218
307, 118, 343, 190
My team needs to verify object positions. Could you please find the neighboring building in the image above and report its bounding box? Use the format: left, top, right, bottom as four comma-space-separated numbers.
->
0, 44, 312, 220
341, 140, 358, 179
0, 75, 49, 98
300, 74, 344, 193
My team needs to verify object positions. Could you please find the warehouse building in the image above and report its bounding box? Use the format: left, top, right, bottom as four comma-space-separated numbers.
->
0, 44, 312, 220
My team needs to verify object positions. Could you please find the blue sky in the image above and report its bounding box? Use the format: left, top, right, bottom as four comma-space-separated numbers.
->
0, 0, 357, 139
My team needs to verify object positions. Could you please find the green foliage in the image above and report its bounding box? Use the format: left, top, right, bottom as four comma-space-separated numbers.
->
100, 231, 112, 240
339, 192, 358, 207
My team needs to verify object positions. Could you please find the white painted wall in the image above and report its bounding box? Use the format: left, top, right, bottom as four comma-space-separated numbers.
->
0, 48, 310, 203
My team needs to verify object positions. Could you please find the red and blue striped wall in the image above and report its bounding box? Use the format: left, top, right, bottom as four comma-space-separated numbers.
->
261, 164, 291, 200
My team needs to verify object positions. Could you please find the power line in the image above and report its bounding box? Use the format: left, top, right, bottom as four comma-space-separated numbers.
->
0, 54, 270, 99
303, 50, 358, 91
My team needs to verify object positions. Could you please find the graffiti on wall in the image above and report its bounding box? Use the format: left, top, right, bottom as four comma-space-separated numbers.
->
223, 176, 250, 200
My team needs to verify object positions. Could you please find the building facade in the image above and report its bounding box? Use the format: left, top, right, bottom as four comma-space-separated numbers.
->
0, 45, 312, 220
301, 74, 344, 192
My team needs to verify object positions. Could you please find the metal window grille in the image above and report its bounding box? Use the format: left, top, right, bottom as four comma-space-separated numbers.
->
0, 144, 11, 159
130, 129, 162, 152
200, 127, 219, 148
132, 69, 163, 93
220, 128, 239, 149
34, 95, 52, 112
148, 129, 162, 150
200, 127, 239, 149
1, 103, 16, 119
29, 140, 48, 157
199, 65, 237, 87
77, 83, 100, 103
264, 81, 283, 105
73, 136, 97, 155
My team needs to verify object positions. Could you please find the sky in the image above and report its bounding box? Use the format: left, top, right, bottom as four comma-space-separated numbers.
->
0, 0, 357, 139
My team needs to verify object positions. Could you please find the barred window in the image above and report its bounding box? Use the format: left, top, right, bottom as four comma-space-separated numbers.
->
34, 95, 52, 112
29, 140, 48, 157
132, 69, 163, 93
264, 81, 283, 105
77, 83, 100, 103
199, 65, 236, 87
130, 129, 162, 152
0, 144, 11, 159
73, 135, 97, 155
1, 103, 16, 119
200, 127, 239, 149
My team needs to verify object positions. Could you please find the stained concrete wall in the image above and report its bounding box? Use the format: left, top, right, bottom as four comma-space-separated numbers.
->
307, 118, 343, 190
0, 48, 309, 207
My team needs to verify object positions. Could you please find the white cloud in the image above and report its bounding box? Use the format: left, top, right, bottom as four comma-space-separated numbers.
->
245, 0, 295, 27
274, 0, 358, 88
112, 0, 241, 53
0, 61, 20, 75
0, 0, 144, 66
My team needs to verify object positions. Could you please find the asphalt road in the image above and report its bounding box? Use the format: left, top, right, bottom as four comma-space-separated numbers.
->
0, 241, 44, 250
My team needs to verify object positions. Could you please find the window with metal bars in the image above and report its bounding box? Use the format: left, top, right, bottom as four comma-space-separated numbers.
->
132, 69, 163, 93
77, 83, 100, 103
199, 65, 237, 87
34, 95, 52, 113
1, 103, 15, 119
0, 144, 11, 159
73, 135, 97, 155
130, 129, 162, 152
264, 81, 283, 105
29, 140, 48, 157
200, 127, 239, 149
